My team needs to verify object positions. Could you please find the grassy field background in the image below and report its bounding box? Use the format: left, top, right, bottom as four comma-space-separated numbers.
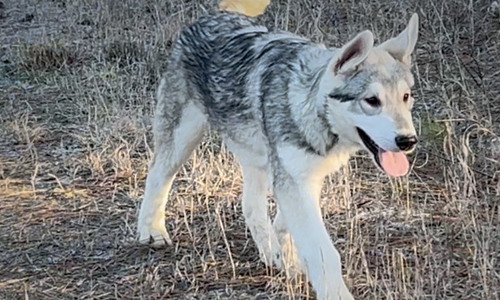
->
1, 0, 499, 299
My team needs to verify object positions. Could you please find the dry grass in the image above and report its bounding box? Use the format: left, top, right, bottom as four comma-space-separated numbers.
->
1, 0, 499, 299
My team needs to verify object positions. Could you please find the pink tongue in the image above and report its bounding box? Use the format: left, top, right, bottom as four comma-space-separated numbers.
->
379, 151, 410, 177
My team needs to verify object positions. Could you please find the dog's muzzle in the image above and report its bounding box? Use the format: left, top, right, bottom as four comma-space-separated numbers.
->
356, 127, 412, 177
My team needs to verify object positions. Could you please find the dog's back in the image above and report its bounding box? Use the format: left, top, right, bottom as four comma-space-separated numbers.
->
171, 12, 268, 125
163, 12, 333, 151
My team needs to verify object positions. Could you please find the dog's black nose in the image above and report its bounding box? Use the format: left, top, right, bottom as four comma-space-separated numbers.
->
395, 135, 418, 151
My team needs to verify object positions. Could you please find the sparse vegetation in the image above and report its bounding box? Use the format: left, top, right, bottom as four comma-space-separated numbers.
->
16, 42, 79, 72
0, 0, 499, 299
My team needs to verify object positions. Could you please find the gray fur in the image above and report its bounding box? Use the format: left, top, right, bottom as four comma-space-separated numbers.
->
140, 10, 419, 300
163, 11, 344, 159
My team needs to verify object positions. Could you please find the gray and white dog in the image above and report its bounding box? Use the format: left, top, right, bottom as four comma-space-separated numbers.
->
138, 8, 419, 300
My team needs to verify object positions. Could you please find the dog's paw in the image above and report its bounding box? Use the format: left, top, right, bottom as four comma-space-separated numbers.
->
257, 239, 283, 269
318, 289, 354, 300
320, 280, 354, 300
138, 224, 172, 247
338, 282, 355, 300
278, 233, 304, 277
337, 288, 355, 300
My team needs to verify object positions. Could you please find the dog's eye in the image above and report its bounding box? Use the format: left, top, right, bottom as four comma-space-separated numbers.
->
403, 93, 410, 103
364, 96, 381, 107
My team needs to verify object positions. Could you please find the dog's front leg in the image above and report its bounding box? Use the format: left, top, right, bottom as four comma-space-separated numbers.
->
272, 145, 353, 300
274, 182, 353, 300
273, 174, 324, 276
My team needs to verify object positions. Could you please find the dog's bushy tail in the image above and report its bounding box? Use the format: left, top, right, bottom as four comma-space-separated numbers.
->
219, 0, 270, 17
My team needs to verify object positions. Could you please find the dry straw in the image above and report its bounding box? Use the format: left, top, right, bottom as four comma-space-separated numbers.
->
0, 0, 499, 299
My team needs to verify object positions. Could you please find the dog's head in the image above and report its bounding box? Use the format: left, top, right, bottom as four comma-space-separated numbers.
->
320, 14, 419, 177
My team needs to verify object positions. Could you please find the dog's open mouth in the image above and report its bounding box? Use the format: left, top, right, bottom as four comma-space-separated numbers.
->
356, 127, 410, 177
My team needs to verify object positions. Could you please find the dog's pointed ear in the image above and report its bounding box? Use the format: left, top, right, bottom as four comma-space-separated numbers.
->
378, 13, 419, 65
331, 30, 374, 75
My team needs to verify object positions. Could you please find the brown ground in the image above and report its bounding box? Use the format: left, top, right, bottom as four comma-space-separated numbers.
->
1, 0, 499, 299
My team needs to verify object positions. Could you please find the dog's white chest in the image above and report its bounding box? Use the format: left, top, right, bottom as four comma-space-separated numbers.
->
319, 149, 353, 177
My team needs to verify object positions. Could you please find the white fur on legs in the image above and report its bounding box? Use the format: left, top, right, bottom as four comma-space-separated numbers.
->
273, 145, 354, 300
274, 186, 353, 300
138, 102, 206, 246
273, 209, 302, 276
241, 165, 282, 268
224, 129, 281, 268
273, 166, 325, 277
138, 165, 175, 246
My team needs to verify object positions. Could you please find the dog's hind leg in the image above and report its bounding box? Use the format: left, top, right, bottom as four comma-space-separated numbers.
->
241, 164, 282, 267
224, 133, 282, 268
138, 79, 206, 246
273, 208, 302, 276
